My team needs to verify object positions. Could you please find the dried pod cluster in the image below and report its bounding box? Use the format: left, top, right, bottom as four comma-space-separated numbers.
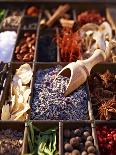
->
88, 70, 116, 120
15, 32, 36, 62
1, 64, 33, 121
64, 127, 96, 155
0, 129, 23, 155
2, 11, 22, 29
97, 126, 116, 155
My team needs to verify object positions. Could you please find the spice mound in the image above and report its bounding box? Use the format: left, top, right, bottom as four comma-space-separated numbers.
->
77, 10, 105, 26
56, 28, 82, 62
0, 129, 23, 155
31, 65, 88, 120
88, 70, 116, 120
15, 32, 36, 62
0, 31, 17, 62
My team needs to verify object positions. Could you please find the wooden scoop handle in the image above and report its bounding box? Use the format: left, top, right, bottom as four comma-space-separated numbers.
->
78, 49, 106, 74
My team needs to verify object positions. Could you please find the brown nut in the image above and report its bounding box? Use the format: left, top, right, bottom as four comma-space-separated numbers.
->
32, 33, 36, 39
19, 39, 25, 46
21, 44, 28, 50
29, 54, 34, 60
29, 48, 34, 53
20, 48, 27, 54
26, 37, 32, 43
32, 45, 35, 50
28, 40, 35, 48
16, 54, 23, 61
23, 53, 32, 61
15, 46, 20, 53
30, 39, 35, 45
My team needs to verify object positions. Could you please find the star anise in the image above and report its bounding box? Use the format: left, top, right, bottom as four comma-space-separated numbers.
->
98, 96, 116, 120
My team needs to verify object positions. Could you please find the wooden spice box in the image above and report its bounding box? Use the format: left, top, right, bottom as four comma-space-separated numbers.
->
0, 1, 116, 155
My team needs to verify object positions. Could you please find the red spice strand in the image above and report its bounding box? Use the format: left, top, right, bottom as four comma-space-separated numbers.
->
77, 10, 105, 26
56, 27, 82, 62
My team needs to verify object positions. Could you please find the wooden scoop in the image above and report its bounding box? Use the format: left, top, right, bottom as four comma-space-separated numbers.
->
56, 43, 115, 96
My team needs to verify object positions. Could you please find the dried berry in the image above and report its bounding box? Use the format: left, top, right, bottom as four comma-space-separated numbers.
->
64, 143, 73, 152
83, 131, 90, 138
81, 151, 88, 155
87, 146, 96, 153
85, 141, 93, 149
72, 149, 80, 155
74, 129, 81, 136
70, 137, 79, 147
87, 136, 93, 141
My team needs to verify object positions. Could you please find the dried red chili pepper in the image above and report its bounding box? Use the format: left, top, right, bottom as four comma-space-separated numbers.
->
56, 27, 83, 62
77, 10, 105, 26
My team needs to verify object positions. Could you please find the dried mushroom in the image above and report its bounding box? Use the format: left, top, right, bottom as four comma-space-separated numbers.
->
1, 63, 33, 121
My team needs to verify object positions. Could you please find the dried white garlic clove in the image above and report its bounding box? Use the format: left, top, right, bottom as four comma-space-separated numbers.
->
23, 88, 31, 103
12, 103, 30, 120
18, 94, 24, 104
16, 64, 33, 84
99, 21, 112, 40
92, 31, 106, 51
1, 104, 10, 120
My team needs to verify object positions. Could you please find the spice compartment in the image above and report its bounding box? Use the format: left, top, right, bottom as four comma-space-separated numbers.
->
24, 120, 59, 154
57, 6, 116, 63
0, 8, 24, 30
94, 120, 116, 155
36, 27, 58, 62
87, 63, 116, 121
40, 5, 74, 28
11, 29, 38, 62
61, 120, 99, 155
29, 62, 91, 121
0, 62, 34, 121
0, 121, 26, 155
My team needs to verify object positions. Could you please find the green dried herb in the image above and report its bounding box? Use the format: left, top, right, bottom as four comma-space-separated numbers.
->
26, 121, 58, 155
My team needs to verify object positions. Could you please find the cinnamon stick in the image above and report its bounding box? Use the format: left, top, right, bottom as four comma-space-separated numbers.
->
46, 4, 70, 27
